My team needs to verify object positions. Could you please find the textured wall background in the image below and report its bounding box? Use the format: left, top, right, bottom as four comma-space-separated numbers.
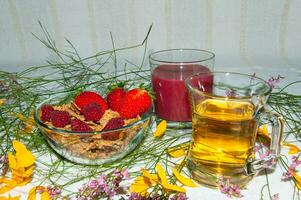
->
0, 0, 300, 73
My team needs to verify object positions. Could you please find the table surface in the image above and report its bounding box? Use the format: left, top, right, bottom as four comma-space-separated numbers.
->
2, 64, 301, 200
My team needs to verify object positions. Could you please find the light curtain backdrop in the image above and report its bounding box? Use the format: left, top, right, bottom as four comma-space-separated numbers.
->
0, 0, 301, 76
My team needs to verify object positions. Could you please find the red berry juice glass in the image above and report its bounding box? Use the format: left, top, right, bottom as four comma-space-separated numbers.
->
149, 49, 214, 128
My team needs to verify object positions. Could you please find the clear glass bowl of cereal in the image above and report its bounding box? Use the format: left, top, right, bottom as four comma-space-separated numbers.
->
34, 91, 153, 165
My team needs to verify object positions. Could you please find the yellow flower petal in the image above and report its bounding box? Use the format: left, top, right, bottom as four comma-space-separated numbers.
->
0, 178, 17, 194
24, 165, 35, 177
140, 169, 158, 183
155, 164, 168, 183
15, 113, 35, 126
130, 176, 150, 196
257, 125, 271, 145
172, 168, 198, 187
262, 125, 269, 136
293, 172, 301, 190
16, 150, 35, 168
167, 143, 189, 158
20, 124, 34, 134
11, 168, 26, 177
7, 153, 17, 170
168, 149, 186, 158
11, 166, 35, 178
153, 120, 167, 138
282, 142, 301, 155
13, 140, 35, 168
0, 99, 5, 107
28, 186, 50, 200
13, 176, 32, 186
161, 182, 186, 193
257, 125, 269, 137
41, 191, 51, 200
0, 195, 20, 200
12, 140, 28, 152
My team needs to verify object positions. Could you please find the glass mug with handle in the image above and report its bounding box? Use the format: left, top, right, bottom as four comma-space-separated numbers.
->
185, 72, 284, 187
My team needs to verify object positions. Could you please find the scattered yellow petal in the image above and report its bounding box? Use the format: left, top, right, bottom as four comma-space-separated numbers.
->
168, 148, 186, 158
20, 124, 34, 134
140, 169, 158, 183
257, 125, 271, 145
7, 140, 35, 187
167, 143, 189, 158
153, 120, 167, 138
257, 125, 269, 136
282, 142, 301, 155
15, 113, 35, 126
293, 172, 301, 190
28, 186, 50, 200
13, 140, 35, 168
0, 99, 5, 107
172, 168, 198, 187
262, 125, 269, 136
16, 150, 35, 168
12, 176, 32, 186
24, 165, 35, 177
7, 153, 17, 170
155, 164, 168, 183
41, 191, 51, 200
0, 178, 17, 194
130, 176, 150, 196
12, 140, 28, 153
11, 166, 34, 178
0, 195, 20, 200
161, 182, 186, 193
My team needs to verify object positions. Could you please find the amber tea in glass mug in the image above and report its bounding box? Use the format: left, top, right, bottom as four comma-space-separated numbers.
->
185, 72, 284, 187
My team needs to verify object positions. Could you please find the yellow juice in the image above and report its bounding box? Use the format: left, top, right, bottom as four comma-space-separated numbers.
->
189, 99, 258, 178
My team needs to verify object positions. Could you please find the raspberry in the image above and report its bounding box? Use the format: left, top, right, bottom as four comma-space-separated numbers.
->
102, 117, 125, 140
40, 104, 54, 122
71, 119, 93, 132
103, 117, 125, 131
81, 103, 104, 121
50, 110, 71, 127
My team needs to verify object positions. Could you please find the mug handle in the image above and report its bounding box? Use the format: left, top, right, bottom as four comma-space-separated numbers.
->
245, 108, 284, 175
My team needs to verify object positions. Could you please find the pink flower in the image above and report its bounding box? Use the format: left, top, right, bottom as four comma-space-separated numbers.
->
254, 145, 261, 153
77, 168, 129, 199
170, 193, 188, 200
259, 150, 270, 160
272, 193, 280, 200
97, 174, 106, 185
122, 169, 130, 180
218, 176, 243, 198
226, 89, 237, 97
281, 154, 301, 181
47, 186, 62, 199
266, 75, 284, 88
88, 180, 98, 189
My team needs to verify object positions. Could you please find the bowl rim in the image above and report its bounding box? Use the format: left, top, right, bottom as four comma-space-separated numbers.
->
34, 93, 153, 135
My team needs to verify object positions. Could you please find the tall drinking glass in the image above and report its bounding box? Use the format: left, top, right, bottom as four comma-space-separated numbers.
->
150, 49, 214, 127
185, 72, 284, 187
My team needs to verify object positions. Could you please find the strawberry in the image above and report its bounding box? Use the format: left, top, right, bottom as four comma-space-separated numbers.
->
119, 88, 152, 119
107, 88, 126, 112
74, 91, 108, 113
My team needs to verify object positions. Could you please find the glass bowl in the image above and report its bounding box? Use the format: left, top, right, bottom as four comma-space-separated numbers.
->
34, 93, 152, 165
